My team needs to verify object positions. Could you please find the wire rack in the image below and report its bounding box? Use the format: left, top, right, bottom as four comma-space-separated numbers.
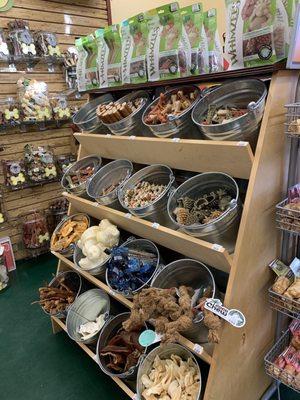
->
285, 103, 300, 138
276, 198, 300, 235
264, 329, 300, 393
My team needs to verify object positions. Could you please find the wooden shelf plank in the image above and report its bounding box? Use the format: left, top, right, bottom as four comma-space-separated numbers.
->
64, 192, 232, 273
74, 133, 254, 179
51, 316, 136, 399
52, 252, 213, 365
84, 62, 285, 95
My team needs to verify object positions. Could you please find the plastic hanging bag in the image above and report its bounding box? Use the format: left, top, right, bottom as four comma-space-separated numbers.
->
82, 34, 99, 90
33, 31, 61, 57
104, 24, 122, 87
50, 94, 71, 121
75, 37, 88, 92
8, 19, 36, 57
95, 28, 109, 89
204, 8, 223, 73
23, 144, 57, 184
128, 13, 148, 84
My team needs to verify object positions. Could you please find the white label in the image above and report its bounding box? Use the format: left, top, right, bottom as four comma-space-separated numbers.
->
125, 213, 132, 219
172, 137, 180, 142
212, 244, 223, 252
193, 344, 203, 354
237, 141, 248, 146
129, 135, 136, 140
152, 222, 160, 229
204, 298, 246, 328
289, 257, 300, 277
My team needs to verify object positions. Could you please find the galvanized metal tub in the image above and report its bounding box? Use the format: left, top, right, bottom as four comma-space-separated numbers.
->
142, 85, 202, 139
44, 271, 82, 319
192, 79, 267, 148
106, 238, 163, 298
96, 312, 148, 380
137, 343, 202, 400
73, 243, 110, 279
103, 90, 152, 136
50, 213, 90, 258
118, 164, 177, 228
86, 159, 133, 210
72, 93, 113, 134
66, 288, 110, 344
167, 172, 241, 253
151, 258, 216, 343
61, 155, 102, 198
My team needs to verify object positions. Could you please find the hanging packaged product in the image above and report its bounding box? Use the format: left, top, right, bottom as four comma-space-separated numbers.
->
50, 94, 71, 121
121, 19, 133, 85
17, 78, 52, 122
95, 29, 108, 88
104, 24, 122, 87
22, 210, 50, 250
203, 8, 223, 73
181, 3, 209, 75
146, 2, 190, 81
0, 97, 21, 127
75, 37, 88, 92
23, 144, 57, 184
33, 31, 61, 57
8, 19, 36, 57
3, 160, 28, 190
128, 13, 148, 84
225, 0, 287, 69
82, 34, 100, 90
0, 29, 10, 60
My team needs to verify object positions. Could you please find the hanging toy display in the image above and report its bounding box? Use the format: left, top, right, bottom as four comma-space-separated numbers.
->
8, 19, 36, 57
22, 210, 50, 251
33, 31, 61, 57
0, 97, 21, 128
56, 154, 76, 177
23, 144, 57, 184
50, 94, 71, 121
3, 160, 28, 190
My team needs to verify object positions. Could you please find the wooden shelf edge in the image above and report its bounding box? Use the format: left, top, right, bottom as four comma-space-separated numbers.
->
51, 316, 136, 399
52, 252, 213, 365
63, 192, 232, 273
74, 133, 254, 180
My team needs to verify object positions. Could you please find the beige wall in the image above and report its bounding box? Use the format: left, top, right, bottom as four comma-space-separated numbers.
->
110, 0, 226, 35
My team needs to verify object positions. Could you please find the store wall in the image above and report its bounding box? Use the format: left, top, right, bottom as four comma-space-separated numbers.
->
0, 0, 109, 259
110, 0, 226, 35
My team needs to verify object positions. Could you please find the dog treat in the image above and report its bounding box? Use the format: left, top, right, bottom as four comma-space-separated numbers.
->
123, 181, 166, 208
141, 354, 200, 400
173, 189, 233, 226
0, 98, 20, 126
107, 245, 157, 294
8, 19, 36, 57
97, 98, 144, 124
193, 295, 222, 344
33, 31, 61, 57
77, 315, 106, 341
100, 327, 144, 373
65, 164, 95, 188
24, 144, 57, 183
288, 119, 300, 135
123, 286, 195, 343
144, 89, 197, 125
17, 78, 52, 122
22, 210, 50, 250
202, 104, 248, 125
3, 160, 28, 189
50, 214, 89, 252
35, 276, 76, 315
50, 95, 71, 121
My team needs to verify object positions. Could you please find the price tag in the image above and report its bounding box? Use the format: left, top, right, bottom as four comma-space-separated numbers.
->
152, 222, 160, 229
212, 244, 223, 252
193, 344, 203, 355
106, 133, 112, 137
172, 137, 180, 142
125, 213, 132, 219
237, 141, 248, 146
129, 135, 136, 140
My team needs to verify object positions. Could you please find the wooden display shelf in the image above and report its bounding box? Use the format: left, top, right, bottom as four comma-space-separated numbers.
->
63, 192, 233, 273
51, 316, 136, 400
85, 62, 285, 95
74, 133, 254, 179
53, 251, 213, 365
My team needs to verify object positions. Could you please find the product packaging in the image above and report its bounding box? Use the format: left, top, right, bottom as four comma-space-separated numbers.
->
22, 210, 50, 250
204, 8, 223, 73
3, 160, 28, 190
0, 97, 21, 127
95, 28, 109, 88
82, 34, 100, 90
146, 2, 190, 81
33, 31, 61, 57
181, 3, 209, 75
8, 19, 36, 57
0, 29, 10, 59
75, 37, 88, 92
225, 0, 283, 69
104, 24, 122, 87
17, 78, 52, 122
50, 94, 71, 121
23, 144, 57, 183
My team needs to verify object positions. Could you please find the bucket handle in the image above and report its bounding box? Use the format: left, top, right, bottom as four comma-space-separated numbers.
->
218, 199, 238, 220
247, 98, 264, 120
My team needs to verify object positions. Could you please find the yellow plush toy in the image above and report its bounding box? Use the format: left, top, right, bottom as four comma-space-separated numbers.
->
10, 173, 25, 186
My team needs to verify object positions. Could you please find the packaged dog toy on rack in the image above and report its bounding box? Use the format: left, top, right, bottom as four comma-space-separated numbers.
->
50, 94, 71, 121
3, 160, 28, 190
33, 31, 61, 58
62, 47, 78, 90
23, 144, 57, 184
22, 210, 50, 252
7, 19, 37, 58
17, 78, 52, 122
56, 154, 76, 177
0, 97, 21, 128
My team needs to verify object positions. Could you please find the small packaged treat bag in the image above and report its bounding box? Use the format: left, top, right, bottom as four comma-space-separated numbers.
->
3, 160, 28, 190
8, 19, 36, 57
0, 97, 21, 127
47, 198, 69, 234
33, 31, 61, 57
17, 78, 52, 122
23, 144, 57, 184
22, 210, 50, 250
56, 154, 76, 176
104, 24, 122, 87
50, 94, 71, 121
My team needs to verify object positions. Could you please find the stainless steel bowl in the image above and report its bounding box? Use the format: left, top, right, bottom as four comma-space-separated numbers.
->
137, 343, 202, 400
61, 155, 102, 197
192, 79, 267, 148
86, 159, 133, 210
103, 90, 152, 136
72, 93, 113, 133
142, 85, 201, 138
66, 288, 110, 344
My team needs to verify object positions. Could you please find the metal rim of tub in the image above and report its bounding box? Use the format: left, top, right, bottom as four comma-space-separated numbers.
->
73, 242, 111, 277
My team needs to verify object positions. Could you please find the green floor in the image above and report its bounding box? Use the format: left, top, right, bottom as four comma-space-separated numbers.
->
0, 253, 298, 400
